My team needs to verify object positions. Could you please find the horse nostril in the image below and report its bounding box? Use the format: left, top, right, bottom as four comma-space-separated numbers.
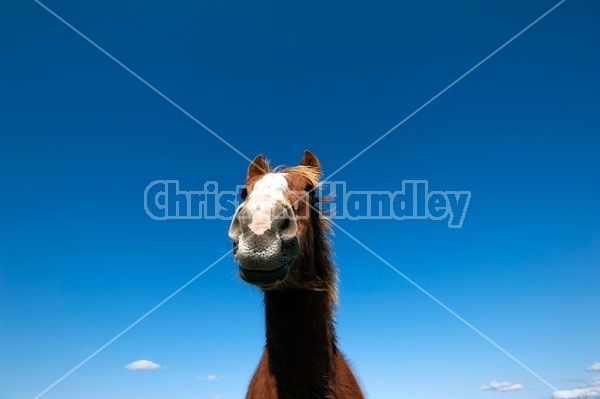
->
279, 217, 290, 232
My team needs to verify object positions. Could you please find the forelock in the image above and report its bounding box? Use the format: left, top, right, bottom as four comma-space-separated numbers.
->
280, 165, 320, 186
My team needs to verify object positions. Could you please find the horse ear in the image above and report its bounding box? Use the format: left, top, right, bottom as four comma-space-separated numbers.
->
300, 150, 321, 173
247, 154, 268, 180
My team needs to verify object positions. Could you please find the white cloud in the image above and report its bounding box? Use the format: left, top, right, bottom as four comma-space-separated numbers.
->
198, 374, 226, 382
124, 359, 161, 370
553, 375, 600, 399
480, 380, 525, 392
552, 386, 600, 399
588, 363, 600, 372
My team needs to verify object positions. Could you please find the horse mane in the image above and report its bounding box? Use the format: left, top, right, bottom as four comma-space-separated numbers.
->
281, 165, 337, 305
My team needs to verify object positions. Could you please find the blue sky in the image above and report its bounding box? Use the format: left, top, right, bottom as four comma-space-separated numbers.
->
1, 0, 599, 398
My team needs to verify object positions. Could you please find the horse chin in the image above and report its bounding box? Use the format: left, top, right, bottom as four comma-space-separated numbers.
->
238, 263, 291, 290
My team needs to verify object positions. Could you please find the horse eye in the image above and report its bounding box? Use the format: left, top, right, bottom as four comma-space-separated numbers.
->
240, 188, 248, 200
305, 184, 314, 193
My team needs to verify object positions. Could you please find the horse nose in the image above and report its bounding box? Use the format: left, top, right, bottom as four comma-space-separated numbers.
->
228, 202, 297, 241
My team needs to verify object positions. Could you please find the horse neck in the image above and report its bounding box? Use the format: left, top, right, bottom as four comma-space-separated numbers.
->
263, 209, 337, 397
264, 288, 336, 398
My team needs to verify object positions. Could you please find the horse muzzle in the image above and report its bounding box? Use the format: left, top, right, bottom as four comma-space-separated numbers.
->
232, 233, 299, 287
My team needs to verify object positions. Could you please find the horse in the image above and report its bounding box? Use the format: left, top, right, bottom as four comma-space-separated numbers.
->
228, 150, 364, 399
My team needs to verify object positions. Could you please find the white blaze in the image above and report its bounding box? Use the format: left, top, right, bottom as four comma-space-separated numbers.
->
246, 173, 289, 235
